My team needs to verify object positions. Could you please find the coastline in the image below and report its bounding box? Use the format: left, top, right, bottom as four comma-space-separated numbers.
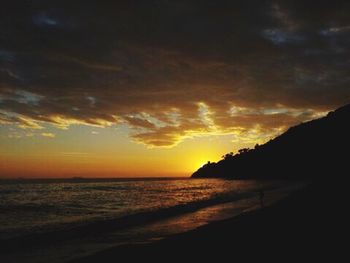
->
71, 181, 346, 262
0, 181, 303, 263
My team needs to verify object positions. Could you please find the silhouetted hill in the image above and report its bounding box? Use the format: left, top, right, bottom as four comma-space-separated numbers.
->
192, 104, 350, 179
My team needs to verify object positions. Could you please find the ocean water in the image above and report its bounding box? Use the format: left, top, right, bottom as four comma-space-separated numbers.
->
0, 178, 304, 262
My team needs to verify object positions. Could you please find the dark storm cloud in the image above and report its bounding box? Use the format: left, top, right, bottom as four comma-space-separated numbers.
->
1, 0, 350, 146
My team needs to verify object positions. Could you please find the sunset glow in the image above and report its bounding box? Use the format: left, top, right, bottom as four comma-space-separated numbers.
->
1, 1, 349, 178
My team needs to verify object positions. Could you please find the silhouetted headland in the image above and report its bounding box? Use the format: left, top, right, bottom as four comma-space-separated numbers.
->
192, 103, 350, 179
3, 105, 349, 263
69, 105, 350, 262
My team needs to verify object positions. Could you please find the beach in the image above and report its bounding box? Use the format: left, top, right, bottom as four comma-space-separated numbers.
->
0, 179, 303, 262
1, 1, 349, 262
72, 181, 347, 262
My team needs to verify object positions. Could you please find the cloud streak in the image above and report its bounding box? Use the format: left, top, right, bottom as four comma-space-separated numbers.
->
1, 1, 350, 147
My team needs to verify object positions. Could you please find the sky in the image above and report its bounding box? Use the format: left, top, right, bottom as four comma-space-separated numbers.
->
1, 0, 350, 178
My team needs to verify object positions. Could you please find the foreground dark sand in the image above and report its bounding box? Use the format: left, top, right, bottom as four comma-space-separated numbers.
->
72, 181, 347, 262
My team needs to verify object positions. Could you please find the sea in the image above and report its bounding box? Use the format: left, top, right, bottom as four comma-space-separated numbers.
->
0, 177, 305, 263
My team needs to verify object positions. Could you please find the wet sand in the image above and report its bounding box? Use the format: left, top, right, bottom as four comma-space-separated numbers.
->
72, 181, 347, 262
0, 182, 302, 263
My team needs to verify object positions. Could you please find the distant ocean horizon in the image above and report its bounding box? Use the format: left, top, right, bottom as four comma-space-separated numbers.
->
0, 177, 305, 263
0, 176, 190, 183
0, 176, 200, 183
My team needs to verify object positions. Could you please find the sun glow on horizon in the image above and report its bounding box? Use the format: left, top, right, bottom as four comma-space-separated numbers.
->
0, 123, 246, 178
0, 100, 329, 178
0, 1, 348, 179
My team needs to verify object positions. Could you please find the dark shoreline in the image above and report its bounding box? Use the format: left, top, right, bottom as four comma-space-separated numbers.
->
0, 189, 257, 253
0, 181, 304, 263
71, 181, 347, 262
1, 181, 292, 254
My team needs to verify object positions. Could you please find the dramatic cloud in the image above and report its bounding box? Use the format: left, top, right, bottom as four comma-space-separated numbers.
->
1, 0, 350, 147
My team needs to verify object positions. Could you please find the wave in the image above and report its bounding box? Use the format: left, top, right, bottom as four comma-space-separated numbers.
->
73, 185, 139, 191
0, 181, 297, 254
0, 189, 20, 195
0, 188, 261, 252
0, 203, 59, 213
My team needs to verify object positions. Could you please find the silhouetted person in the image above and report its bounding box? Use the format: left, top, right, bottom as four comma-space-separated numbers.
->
259, 190, 265, 207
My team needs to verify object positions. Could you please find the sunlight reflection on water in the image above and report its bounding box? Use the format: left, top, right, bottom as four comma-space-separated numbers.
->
0, 178, 305, 263
0, 178, 261, 238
